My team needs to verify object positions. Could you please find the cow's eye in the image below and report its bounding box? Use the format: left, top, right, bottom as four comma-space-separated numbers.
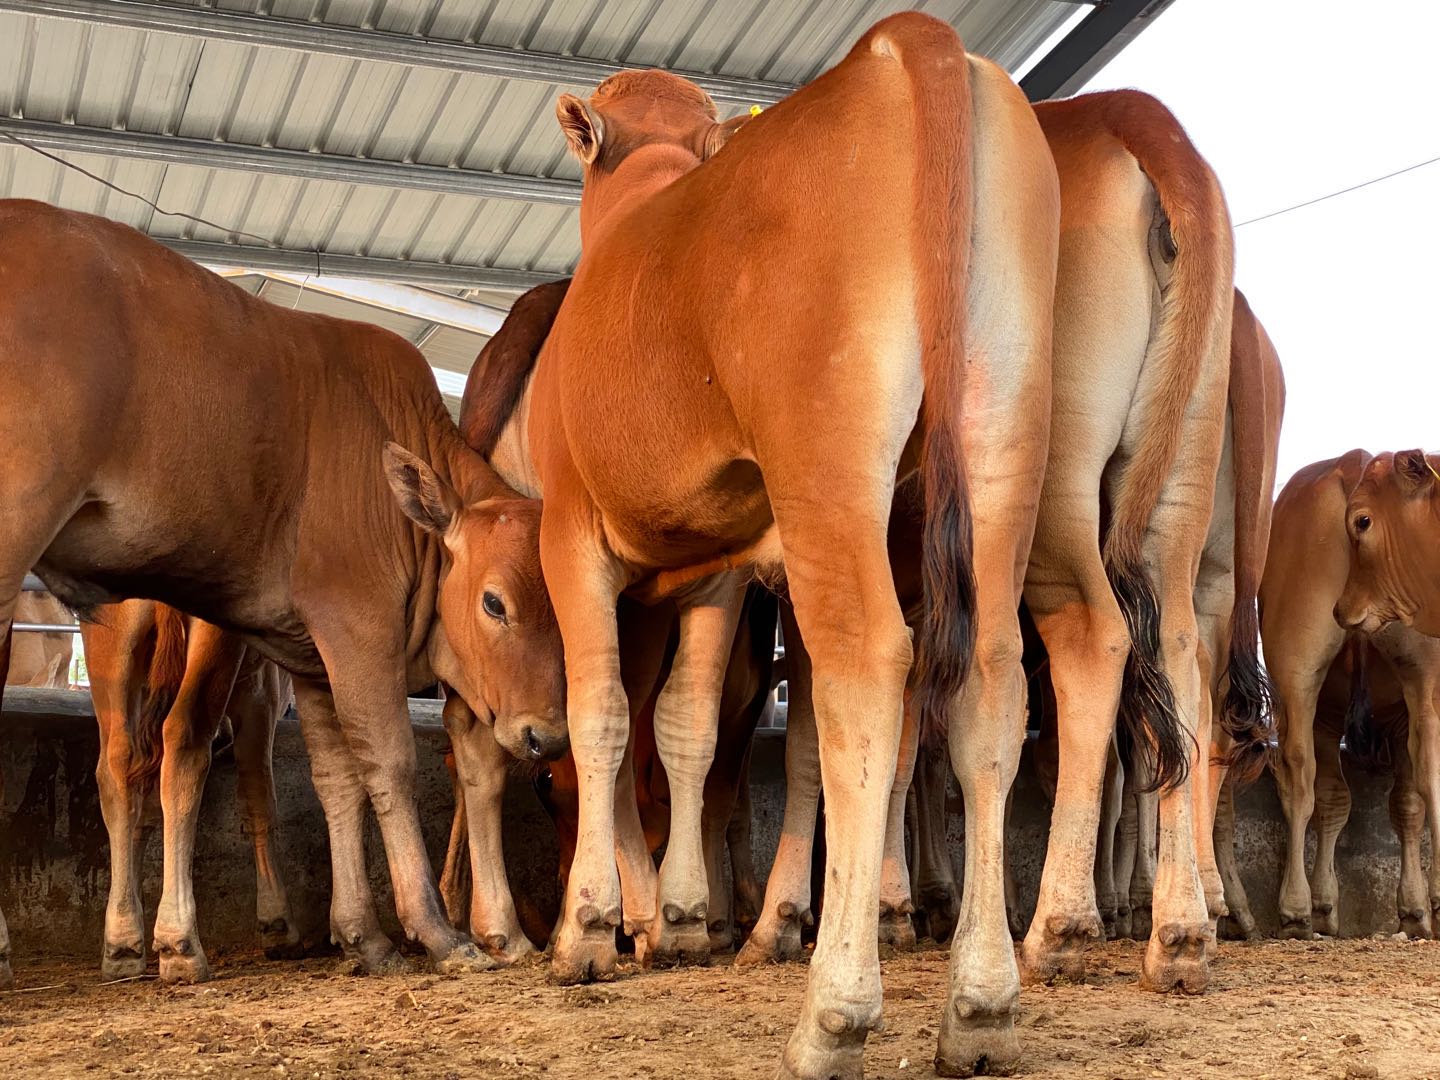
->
1354, 514, 1372, 535
482, 592, 507, 620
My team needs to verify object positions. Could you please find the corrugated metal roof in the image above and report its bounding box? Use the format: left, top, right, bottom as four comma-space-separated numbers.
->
0, 0, 1081, 287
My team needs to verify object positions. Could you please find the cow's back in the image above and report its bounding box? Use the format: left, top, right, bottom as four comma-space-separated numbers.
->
0, 200, 435, 648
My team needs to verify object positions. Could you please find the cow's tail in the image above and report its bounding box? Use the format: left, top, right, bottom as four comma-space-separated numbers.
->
1220, 289, 1278, 783
1342, 636, 1387, 772
1094, 90, 1232, 792
127, 604, 188, 788
860, 13, 977, 739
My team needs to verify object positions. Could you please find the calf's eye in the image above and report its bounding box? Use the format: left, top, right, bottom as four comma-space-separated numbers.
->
1354, 515, 1372, 534
482, 592, 507, 620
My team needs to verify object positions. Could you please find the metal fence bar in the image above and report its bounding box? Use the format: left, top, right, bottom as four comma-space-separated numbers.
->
13, 623, 80, 634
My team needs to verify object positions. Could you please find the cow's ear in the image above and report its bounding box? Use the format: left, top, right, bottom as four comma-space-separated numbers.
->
557, 94, 603, 165
384, 442, 459, 535
703, 115, 750, 160
1394, 449, 1438, 493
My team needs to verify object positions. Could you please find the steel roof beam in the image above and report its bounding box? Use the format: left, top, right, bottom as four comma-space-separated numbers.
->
248, 270, 508, 336
168, 239, 553, 292
1020, 0, 1175, 102
0, 116, 582, 205
6, 0, 798, 108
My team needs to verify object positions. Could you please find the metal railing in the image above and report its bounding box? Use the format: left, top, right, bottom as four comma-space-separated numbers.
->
15, 574, 81, 635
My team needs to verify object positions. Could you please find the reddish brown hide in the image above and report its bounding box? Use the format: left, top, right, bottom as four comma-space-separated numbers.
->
0, 200, 564, 985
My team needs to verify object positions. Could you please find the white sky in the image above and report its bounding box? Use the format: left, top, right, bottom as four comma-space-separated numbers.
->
1080, 0, 1440, 488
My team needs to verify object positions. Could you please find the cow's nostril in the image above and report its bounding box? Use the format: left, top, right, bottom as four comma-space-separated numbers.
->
525, 727, 544, 760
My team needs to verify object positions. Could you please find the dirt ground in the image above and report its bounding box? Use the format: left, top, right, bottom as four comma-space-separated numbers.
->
2, 937, 1438, 1079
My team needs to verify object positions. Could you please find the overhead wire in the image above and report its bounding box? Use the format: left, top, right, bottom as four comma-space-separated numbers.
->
1235, 153, 1440, 228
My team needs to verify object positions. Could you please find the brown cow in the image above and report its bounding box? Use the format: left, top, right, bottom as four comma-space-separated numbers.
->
7, 591, 73, 688
1096, 286, 1284, 944
1020, 91, 1251, 997
0, 199, 565, 988
1268, 451, 1440, 937
469, 16, 1058, 1075
1337, 451, 1440, 638
84, 601, 301, 981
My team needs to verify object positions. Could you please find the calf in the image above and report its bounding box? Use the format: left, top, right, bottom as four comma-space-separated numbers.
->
1269, 452, 1440, 937
0, 200, 565, 987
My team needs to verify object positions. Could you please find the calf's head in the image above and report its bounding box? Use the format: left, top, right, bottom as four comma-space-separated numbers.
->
556, 70, 748, 241
1336, 449, 1440, 636
384, 443, 567, 763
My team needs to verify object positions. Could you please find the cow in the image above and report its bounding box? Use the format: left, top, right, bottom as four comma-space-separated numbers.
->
7, 590, 73, 689
83, 600, 302, 981
0, 199, 566, 989
1267, 451, 1440, 938
463, 14, 1060, 1076
1091, 286, 1284, 945
1018, 90, 1260, 998
1336, 450, 1440, 638
457, 277, 784, 965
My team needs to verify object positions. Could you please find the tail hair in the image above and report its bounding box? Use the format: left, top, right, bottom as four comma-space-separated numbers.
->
127, 604, 188, 788
1219, 600, 1275, 783
1342, 636, 1387, 772
1107, 556, 1192, 792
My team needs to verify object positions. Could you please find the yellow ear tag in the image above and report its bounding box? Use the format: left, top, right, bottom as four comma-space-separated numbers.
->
749, 105, 763, 117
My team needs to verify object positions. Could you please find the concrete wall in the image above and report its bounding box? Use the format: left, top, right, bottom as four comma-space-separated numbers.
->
0, 688, 1425, 966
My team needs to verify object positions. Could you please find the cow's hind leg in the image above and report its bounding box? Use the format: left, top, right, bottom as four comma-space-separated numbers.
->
727, 743, 763, 939
772, 507, 910, 1080
1388, 732, 1431, 938
737, 602, 818, 966
878, 697, 920, 950
1214, 772, 1259, 940
643, 575, 745, 967
911, 737, 959, 944
0, 617, 12, 988
1307, 725, 1349, 938
87, 610, 151, 978
151, 624, 245, 982
230, 656, 303, 959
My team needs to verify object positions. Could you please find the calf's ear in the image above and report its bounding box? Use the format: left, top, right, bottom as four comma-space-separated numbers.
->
1394, 449, 1439, 493
384, 442, 459, 535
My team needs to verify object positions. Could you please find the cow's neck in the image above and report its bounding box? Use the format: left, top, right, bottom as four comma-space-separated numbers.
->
579, 147, 698, 250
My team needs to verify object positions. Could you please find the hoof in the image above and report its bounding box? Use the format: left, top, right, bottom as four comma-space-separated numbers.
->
648, 902, 711, 968
551, 905, 620, 985
934, 991, 1021, 1077
1312, 904, 1340, 938
1129, 904, 1153, 941
434, 940, 498, 975
157, 945, 211, 985
736, 902, 811, 967
1398, 909, 1433, 940
101, 943, 147, 981
877, 901, 917, 951
709, 917, 736, 955
1217, 913, 1258, 942
1277, 916, 1312, 941
477, 931, 538, 967
1099, 907, 1119, 942
919, 884, 959, 944
1140, 923, 1211, 993
258, 917, 304, 959
1019, 913, 1101, 985
1113, 908, 1133, 940
335, 927, 408, 975
777, 1003, 879, 1080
